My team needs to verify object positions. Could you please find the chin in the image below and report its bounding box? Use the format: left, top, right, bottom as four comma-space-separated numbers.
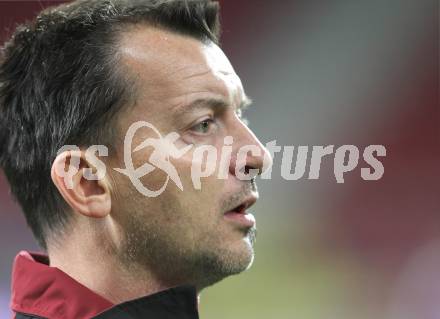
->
184, 226, 258, 289
223, 234, 256, 273
241, 237, 256, 270
196, 243, 254, 290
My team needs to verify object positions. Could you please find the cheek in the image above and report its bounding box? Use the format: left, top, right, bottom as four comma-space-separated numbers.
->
168, 152, 225, 221
171, 148, 226, 193
124, 144, 226, 223
139, 166, 169, 193
130, 147, 170, 193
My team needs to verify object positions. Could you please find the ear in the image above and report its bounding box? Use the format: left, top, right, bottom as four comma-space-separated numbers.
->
51, 148, 111, 218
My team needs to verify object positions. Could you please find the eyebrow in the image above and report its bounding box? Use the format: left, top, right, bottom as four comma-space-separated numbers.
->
172, 95, 253, 117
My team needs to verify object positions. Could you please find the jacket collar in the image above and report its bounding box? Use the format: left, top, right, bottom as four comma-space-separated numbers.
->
10, 251, 199, 319
11, 251, 113, 318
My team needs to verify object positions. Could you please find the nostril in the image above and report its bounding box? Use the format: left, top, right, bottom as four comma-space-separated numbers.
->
243, 165, 260, 178
244, 165, 252, 174
230, 151, 264, 180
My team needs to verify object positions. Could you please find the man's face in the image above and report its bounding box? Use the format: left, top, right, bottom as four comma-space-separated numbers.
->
109, 27, 270, 290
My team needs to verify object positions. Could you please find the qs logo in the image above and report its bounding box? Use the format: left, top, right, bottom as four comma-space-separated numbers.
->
55, 121, 386, 198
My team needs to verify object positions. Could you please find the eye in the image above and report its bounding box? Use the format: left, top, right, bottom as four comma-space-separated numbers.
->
190, 118, 217, 135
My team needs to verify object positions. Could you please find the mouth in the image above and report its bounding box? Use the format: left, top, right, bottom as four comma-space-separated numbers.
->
224, 196, 257, 228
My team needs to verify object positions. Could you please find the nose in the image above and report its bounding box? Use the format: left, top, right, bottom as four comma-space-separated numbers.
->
229, 120, 273, 180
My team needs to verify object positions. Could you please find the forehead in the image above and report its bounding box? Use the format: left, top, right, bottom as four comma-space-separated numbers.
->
118, 26, 244, 118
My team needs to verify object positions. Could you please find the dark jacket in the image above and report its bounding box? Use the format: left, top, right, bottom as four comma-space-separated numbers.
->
10, 251, 200, 319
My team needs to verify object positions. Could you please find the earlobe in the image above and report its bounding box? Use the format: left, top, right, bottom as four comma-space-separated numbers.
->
51, 150, 111, 219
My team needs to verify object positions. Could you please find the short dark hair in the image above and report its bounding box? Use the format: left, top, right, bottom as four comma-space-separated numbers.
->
0, 0, 220, 249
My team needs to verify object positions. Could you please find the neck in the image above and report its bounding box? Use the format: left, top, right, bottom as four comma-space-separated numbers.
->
47, 225, 173, 304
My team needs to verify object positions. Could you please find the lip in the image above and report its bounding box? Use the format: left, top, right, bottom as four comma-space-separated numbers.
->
223, 195, 257, 228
